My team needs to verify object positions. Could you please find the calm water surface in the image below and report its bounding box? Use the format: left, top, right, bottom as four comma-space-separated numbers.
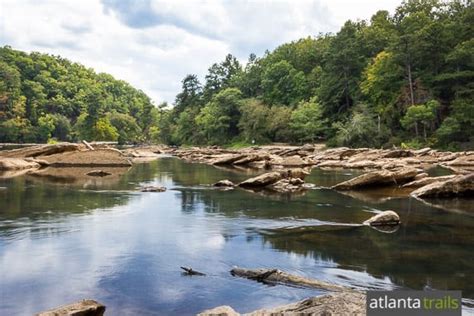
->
0, 158, 473, 315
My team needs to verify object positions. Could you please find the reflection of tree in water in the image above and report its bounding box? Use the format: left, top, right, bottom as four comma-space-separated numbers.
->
260, 222, 474, 297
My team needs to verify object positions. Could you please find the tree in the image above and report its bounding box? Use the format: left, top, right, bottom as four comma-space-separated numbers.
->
108, 112, 141, 144
289, 97, 329, 143
203, 54, 242, 101
401, 100, 440, 140
238, 99, 270, 143
174, 74, 202, 114
261, 60, 306, 106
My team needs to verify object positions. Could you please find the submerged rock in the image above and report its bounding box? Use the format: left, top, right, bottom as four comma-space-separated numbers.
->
411, 174, 474, 198
332, 168, 418, 190
363, 210, 400, 226
36, 299, 105, 316
141, 185, 167, 192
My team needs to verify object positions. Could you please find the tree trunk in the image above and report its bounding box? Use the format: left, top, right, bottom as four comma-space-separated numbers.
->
414, 122, 419, 138
407, 62, 415, 106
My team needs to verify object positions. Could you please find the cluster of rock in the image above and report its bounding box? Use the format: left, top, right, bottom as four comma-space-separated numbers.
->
213, 168, 311, 193
169, 145, 474, 175
199, 267, 365, 316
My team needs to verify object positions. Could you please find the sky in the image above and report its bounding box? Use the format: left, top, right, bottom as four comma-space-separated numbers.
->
0, 0, 401, 105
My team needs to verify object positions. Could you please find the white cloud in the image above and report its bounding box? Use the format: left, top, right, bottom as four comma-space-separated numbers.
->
0, 0, 402, 105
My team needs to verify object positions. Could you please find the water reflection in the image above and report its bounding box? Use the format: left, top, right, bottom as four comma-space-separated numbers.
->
0, 158, 473, 315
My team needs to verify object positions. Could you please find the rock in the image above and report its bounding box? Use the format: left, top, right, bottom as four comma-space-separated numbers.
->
198, 305, 239, 316
414, 172, 429, 180
277, 155, 312, 166
36, 299, 105, 316
211, 154, 247, 165
344, 160, 381, 169
444, 155, 474, 166
141, 186, 167, 192
0, 143, 81, 158
363, 210, 400, 226
232, 154, 269, 165
213, 179, 235, 187
0, 158, 40, 171
414, 147, 432, 156
269, 178, 306, 193
230, 267, 347, 292
86, 170, 112, 177
411, 174, 474, 198
238, 172, 283, 188
42, 148, 132, 167
332, 168, 418, 190
382, 149, 414, 158
402, 175, 456, 188
248, 292, 366, 316
280, 168, 310, 180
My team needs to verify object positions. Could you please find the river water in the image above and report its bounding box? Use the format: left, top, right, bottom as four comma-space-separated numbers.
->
0, 157, 473, 315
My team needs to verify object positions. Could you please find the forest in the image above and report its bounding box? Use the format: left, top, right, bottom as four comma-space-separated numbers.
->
0, 0, 473, 149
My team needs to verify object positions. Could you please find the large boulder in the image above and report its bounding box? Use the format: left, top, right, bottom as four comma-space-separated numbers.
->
363, 210, 400, 226
211, 154, 247, 165
213, 179, 235, 187
332, 168, 418, 190
0, 158, 40, 171
402, 175, 456, 188
411, 174, 474, 198
36, 299, 105, 316
238, 172, 282, 188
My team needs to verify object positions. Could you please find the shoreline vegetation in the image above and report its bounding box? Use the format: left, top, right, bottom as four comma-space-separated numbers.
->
1, 0, 473, 152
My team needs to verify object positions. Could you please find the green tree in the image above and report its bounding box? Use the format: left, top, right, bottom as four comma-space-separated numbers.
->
289, 97, 328, 143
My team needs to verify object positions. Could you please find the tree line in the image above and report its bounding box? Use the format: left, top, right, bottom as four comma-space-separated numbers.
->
160, 0, 473, 150
1, 0, 472, 149
0, 46, 161, 144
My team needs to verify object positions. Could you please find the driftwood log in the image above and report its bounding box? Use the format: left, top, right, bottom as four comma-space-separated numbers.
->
230, 267, 347, 292
180, 266, 206, 276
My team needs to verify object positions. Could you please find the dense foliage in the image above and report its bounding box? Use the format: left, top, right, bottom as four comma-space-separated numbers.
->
0, 46, 161, 144
1, 0, 472, 150
163, 0, 473, 150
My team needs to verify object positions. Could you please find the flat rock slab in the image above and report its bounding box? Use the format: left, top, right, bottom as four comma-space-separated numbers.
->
42, 149, 132, 167
0, 143, 81, 158
0, 158, 40, 171
238, 172, 282, 188
411, 173, 474, 198
36, 299, 105, 316
199, 292, 365, 316
332, 168, 418, 190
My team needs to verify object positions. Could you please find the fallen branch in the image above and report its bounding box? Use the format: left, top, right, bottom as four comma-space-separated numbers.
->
180, 266, 206, 276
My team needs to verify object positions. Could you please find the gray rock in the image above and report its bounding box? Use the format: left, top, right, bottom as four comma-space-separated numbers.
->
213, 179, 235, 187
332, 168, 418, 190
363, 210, 400, 226
411, 174, 474, 198
36, 299, 105, 316
141, 186, 167, 192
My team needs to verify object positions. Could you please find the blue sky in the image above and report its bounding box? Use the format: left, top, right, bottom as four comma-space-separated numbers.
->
0, 0, 401, 104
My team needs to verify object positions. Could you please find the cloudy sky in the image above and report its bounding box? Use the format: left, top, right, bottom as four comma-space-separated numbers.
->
0, 0, 401, 105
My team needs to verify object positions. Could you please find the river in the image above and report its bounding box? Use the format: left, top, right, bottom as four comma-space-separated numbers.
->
0, 157, 473, 315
